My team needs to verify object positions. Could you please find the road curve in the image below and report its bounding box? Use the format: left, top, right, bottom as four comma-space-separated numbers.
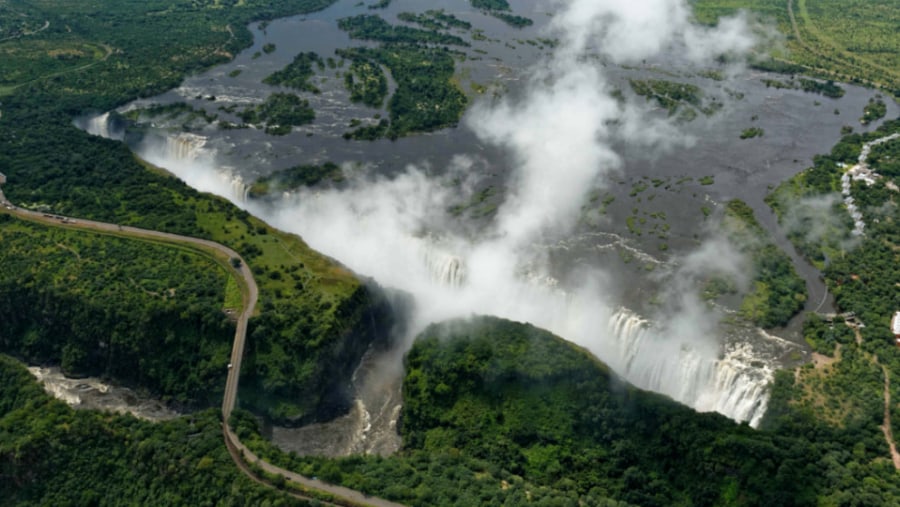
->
0, 185, 406, 507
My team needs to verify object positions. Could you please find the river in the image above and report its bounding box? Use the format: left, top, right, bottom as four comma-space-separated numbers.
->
79, 0, 898, 452
27, 365, 179, 422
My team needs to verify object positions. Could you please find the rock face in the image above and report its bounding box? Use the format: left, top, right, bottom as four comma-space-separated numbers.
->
239, 280, 402, 426
304, 282, 400, 424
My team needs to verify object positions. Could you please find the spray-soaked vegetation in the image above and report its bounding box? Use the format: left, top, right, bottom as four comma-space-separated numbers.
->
237, 92, 315, 135
248, 162, 344, 198
721, 200, 807, 328
125, 102, 218, 124
0, 355, 310, 506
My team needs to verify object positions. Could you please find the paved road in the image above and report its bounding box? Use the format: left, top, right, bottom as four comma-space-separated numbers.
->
224, 425, 406, 507
0, 184, 405, 507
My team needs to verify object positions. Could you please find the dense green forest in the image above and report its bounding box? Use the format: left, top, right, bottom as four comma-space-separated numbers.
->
397, 11, 473, 32
344, 58, 389, 108
338, 14, 469, 47
762, 117, 900, 504
231, 317, 900, 505
629, 79, 721, 120
0, 355, 311, 506
263, 51, 324, 94
0, 215, 234, 407
333, 14, 469, 139
336, 45, 468, 139
0, 0, 391, 425
468, 0, 533, 28
249, 162, 344, 198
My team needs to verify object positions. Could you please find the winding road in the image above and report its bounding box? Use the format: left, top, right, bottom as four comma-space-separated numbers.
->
0, 183, 405, 507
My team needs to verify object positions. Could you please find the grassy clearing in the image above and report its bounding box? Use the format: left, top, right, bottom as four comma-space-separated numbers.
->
224, 273, 242, 310
693, 0, 900, 95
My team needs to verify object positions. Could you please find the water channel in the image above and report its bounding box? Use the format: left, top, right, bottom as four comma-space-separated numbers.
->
77, 0, 899, 453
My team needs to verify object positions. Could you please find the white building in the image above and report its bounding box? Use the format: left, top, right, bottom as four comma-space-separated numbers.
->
0, 172, 6, 185
892, 311, 900, 347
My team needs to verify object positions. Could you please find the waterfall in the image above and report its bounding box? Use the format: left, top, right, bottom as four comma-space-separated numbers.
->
229, 172, 250, 203
165, 132, 208, 162
699, 344, 771, 427
422, 246, 466, 288
83, 112, 124, 141
605, 309, 771, 427
86, 113, 111, 138
413, 245, 773, 426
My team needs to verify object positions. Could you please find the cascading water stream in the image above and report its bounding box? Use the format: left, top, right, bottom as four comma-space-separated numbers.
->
165, 133, 207, 162
417, 248, 777, 428
140, 131, 251, 204
423, 247, 466, 288
605, 309, 771, 427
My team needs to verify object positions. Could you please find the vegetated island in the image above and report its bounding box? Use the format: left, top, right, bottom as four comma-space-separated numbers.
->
470, 0, 534, 28
740, 126, 765, 139
333, 14, 470, 139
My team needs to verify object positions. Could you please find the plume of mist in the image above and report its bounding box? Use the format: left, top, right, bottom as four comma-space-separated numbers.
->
468, 0, 762, 249
130, 0, 773, 423
551, 0, 757, 64
775, 193, 860, 255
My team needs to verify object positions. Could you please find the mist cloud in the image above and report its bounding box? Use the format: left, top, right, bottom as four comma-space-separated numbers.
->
468, 0, 758, 249
775, 193, 860, 256
135, 0, 776, 424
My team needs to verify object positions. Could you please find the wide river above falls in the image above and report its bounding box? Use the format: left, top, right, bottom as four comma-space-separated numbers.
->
78, 0, 899, 453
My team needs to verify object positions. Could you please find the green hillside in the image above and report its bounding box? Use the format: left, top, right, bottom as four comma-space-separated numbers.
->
0, 354, 310, 506
401, 317, 815, 505
0, 0, 392, 424
0, 216, 234, 407
232, 316, 900, 506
